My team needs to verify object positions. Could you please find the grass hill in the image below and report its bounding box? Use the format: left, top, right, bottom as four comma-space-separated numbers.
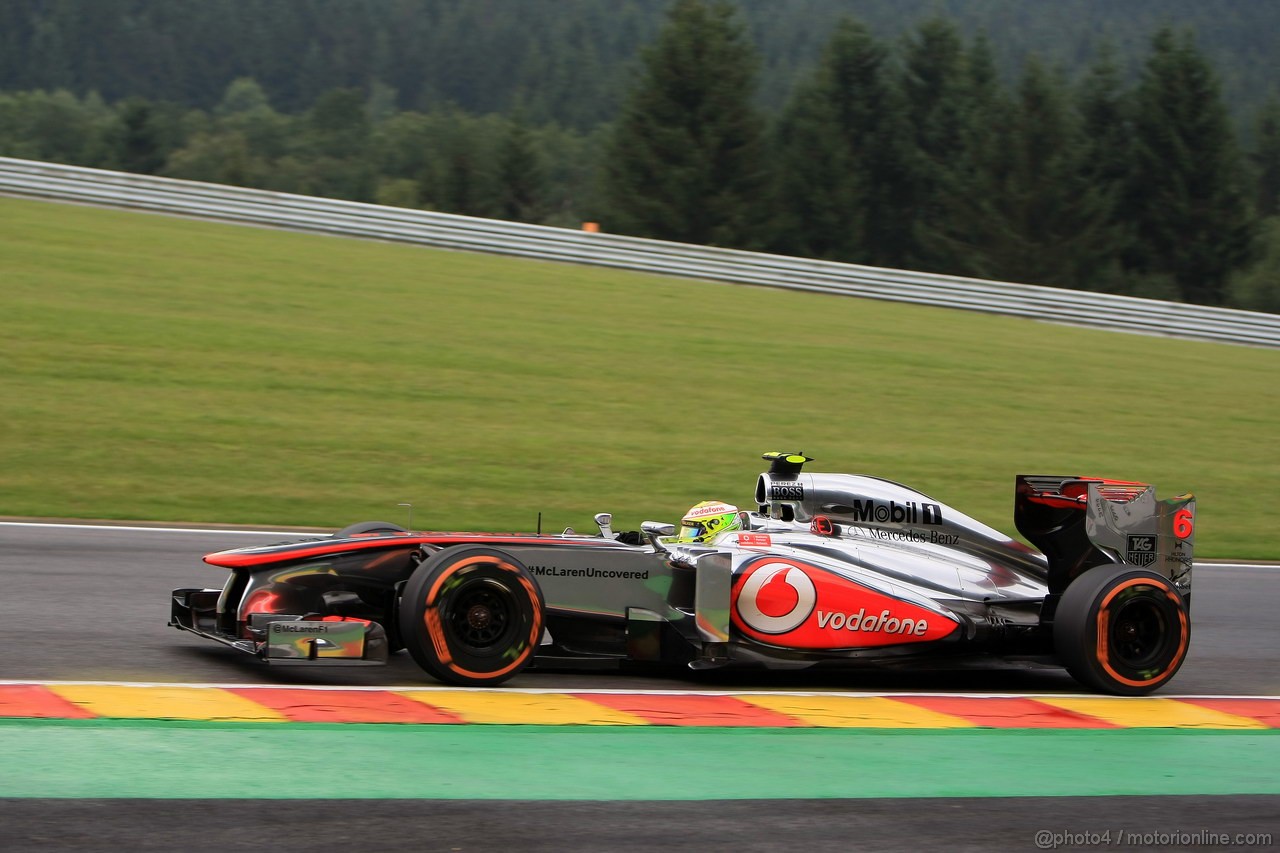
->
2, 196, 1276, 557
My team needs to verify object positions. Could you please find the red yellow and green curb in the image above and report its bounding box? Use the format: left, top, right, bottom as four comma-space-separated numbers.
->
2, 682, 1277, 729
3, 683, 1278, 799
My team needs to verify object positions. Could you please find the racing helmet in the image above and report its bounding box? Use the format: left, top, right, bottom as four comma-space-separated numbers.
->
676, 500, 742, 543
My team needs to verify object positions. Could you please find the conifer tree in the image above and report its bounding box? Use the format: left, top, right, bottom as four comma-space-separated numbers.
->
494, 118, 547, 223
945, 56, 1115, 289
419, 113, 495, 217
1124, 28, 1254, 305
1232, 97, 1280, 311
306, 88, 370, 160
772, 17, 914, 267
1228, 218, 1280, 313
910, 32, 1011, 278
115, 97, 165, 175
898, 17, 970, 272
1074, 45, 1134, 290
1250, 97, 1280, 218
300, 87, 375, 200
599, 0, 768, 248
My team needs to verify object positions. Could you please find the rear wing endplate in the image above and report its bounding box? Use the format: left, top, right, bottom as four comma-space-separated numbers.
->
1015, 475, 1195, 599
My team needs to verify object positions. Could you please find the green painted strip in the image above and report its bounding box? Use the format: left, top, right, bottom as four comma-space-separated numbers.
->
2, 719, 1277, 800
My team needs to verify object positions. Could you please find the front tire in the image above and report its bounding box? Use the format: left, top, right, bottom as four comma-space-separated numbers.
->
398, 546, 544, 686
332, 521, 407, 538
1054, 565, 1190, 695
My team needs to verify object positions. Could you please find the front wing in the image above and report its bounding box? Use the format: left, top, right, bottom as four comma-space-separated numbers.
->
170, 587, 389, 666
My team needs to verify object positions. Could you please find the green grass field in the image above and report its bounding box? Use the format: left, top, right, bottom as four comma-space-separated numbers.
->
2, 196, 1277, 557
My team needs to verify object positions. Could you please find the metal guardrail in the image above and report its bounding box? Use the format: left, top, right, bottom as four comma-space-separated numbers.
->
3, 156, 1278, 348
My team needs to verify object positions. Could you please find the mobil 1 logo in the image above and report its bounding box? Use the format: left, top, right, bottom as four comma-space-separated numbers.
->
1126, 534, 1157, 567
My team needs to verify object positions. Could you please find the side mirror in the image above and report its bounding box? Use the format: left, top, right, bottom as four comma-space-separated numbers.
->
641, 521, 676, 551
594, 512, 614, 539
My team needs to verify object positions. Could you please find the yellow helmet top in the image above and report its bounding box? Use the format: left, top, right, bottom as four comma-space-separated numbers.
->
676, 500, 742, 544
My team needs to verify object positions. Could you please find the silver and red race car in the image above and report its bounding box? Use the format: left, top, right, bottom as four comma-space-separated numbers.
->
170, 453, 1197, 695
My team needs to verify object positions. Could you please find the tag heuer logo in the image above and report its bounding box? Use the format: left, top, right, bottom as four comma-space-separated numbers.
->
1127, 534, 1157, 567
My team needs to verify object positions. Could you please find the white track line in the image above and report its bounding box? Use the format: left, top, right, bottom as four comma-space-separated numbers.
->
1208, 562, 1280, 569
1, 679, 1276, 700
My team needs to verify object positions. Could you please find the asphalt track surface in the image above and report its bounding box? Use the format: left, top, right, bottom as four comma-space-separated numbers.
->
2, 522, 1277, 851
1, 796, 1276, 852
1, 522, 1276, 694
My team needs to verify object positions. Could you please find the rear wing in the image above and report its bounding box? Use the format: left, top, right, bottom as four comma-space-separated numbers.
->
1015, 475, 1195, 602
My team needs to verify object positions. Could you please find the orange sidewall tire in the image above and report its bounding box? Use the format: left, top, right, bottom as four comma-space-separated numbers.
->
1055, 566, 1190, 696
399, 547, 544, 687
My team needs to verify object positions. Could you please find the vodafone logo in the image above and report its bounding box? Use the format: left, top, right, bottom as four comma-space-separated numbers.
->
735, 561, 816, 634
685, 501, 736, 519
732, 557, 961, 649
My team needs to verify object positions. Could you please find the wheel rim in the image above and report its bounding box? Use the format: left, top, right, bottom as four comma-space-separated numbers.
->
446, 578, 517, 652
1108, 593, 1171, 670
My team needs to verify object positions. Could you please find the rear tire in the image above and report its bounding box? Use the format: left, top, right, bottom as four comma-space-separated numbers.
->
398, 546, 544, 686
1054, 565, 1190, 695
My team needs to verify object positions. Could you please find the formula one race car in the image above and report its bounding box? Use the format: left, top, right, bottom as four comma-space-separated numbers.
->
170, 453, 1196, 695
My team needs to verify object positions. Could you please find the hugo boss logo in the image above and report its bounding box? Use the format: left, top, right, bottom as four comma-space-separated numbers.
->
767, 483, 805, 501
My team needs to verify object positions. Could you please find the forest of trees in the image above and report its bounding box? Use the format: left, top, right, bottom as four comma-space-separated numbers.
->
2, 0, 1279, 312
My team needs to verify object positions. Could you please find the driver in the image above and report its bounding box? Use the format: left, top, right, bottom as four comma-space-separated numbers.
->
674, 500, 742, 544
